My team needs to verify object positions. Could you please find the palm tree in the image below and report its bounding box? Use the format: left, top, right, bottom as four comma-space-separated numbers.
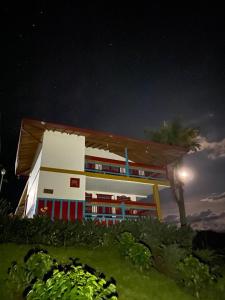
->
145, 119, 200, 226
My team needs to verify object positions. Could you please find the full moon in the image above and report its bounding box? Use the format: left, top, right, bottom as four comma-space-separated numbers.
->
177, 167, 194, 182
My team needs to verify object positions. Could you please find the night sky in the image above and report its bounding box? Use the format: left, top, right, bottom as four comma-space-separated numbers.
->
1, 3, 225, 230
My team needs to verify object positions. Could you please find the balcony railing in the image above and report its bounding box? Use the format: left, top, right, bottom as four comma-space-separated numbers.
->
85, 197, 157, 224
85, 156, 167, 181
36, 197, 157, 225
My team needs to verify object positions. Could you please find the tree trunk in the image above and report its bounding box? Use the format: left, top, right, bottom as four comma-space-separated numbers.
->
167, 161, 187, 227
177, 181, 187, 226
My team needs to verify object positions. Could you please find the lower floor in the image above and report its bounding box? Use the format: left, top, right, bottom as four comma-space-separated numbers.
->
36, 196, 158, 225
16, 171, 168, 222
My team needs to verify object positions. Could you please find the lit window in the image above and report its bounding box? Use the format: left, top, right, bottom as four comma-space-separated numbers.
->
92, 206, 97, 213
139, 170, 145, 176
120, 167, 126, 174
95, 164, 102, 170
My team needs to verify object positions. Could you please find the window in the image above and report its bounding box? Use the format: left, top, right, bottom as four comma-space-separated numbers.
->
120, 167, 126, 174
139, 170, 145, 176
70, 178, 80, 188
95, 163, 102, 170
43, 188, 53, 194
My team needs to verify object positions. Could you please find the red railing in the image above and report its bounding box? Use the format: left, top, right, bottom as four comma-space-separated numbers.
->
85, 155, 167, 181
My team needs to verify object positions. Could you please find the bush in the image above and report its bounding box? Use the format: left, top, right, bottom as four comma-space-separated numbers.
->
177, 255, 215, 298
118, 232, 135, 256
151, 244, 187, 278
137, 218, 194, 253
118, 232, 152, 270
8, 248, 55, 294
193, 248, 225, 275
8, 248, 118, 300
27, 265, 118, 300
128, 242, 152, 270
0, 216, 195, 252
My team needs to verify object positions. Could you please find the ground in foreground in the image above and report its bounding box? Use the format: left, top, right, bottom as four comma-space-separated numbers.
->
0, 243, 210, 300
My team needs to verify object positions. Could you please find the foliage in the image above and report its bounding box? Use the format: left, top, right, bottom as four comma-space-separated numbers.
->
1, 243, 223, 300
177, 255, 215, 298
0, 216, 195, 252
128, 242, 152, 270
8, 247, 118, 299
193, 248, 225, 275
27, 265, 118, 300
8, 248, 55, 294
151, 244, 187, 279
145, 118, 200, 151
193, 248, 217, 264
145, 119, 201, 226
0, 197, 11, 216
25, 251, 54, 279
118, 232, 152, 270
118, 232, 135, 256
136, 218, 194, 252
0, 216, 110, 247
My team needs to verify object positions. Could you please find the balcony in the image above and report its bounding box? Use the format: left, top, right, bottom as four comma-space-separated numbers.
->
36, 196, 157, 225
85, 155, 167, 182
85, 194, 157, 224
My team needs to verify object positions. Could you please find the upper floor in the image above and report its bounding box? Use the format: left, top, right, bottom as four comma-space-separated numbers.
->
15, 118, 187, 185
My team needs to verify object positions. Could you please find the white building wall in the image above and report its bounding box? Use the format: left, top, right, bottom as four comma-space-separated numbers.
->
38, 171, 85, 200
38, 130, 86, 201
85, 147, 133, 162
42, 131, 85, 171
25, 149, 42, 217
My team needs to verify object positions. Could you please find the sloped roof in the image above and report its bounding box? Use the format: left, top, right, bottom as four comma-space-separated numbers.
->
15, 118, 187, 175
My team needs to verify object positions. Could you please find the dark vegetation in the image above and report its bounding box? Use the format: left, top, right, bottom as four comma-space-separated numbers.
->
1, 215, 225, 299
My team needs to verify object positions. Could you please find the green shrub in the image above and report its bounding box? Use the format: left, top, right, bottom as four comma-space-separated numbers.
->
177, 255, 215, 298
27, 265, 118, 300
119, 232, 152, 270
8, 248, 55, 293
118, 232, 135, 256
151, 244, 187, 278
0, 216, 195, 252
128, 242, 152, 270
25, 251, 54, 279
8, 247, 118, 299
193, 248, 225, 275
194, 249, 216, 264
137, 218, 194, 253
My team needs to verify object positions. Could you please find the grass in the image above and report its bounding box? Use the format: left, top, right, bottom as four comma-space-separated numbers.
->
0, 243, 224, 300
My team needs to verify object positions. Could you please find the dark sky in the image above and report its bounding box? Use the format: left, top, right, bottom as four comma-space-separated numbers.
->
1, 3, 225, 230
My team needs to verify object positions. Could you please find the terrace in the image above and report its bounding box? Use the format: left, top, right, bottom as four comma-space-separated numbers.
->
84, 193, 157, 224
85, 155, 168, 182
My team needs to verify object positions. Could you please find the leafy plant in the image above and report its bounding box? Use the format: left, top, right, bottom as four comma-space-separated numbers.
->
25, 251, 54, 279
118, 232, 152, 270
8, 247, 118, 299
177, 255, 215, 298
0, 215, 195, 253
151, 244, 187, 278
8, 248, 55, 293
128, 242, 152, 270
118, 232, 135, 256
27, 265, 118, 300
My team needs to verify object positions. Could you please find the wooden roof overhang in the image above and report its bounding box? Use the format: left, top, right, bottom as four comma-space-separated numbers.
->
15, 118, 188, 175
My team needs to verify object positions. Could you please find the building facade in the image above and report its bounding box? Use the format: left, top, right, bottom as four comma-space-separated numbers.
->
15, 119, 186, 224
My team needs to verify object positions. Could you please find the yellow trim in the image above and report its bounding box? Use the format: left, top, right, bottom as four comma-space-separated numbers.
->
40, 166, 84, 175
40, 166, 170, 187
153, 184, 162, 221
